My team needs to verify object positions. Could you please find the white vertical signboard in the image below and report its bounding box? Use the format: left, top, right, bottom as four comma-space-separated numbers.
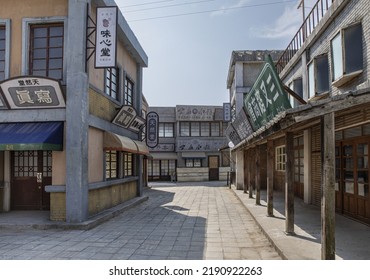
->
95, 6, 118, 68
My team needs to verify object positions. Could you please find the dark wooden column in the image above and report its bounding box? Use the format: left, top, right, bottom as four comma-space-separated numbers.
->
285, 132, 295, 234
267, 140, 274, 216
249, 148, 255, 198
321, 113, 336, 260
244, 149, 249, 194
255, 146, 261, 205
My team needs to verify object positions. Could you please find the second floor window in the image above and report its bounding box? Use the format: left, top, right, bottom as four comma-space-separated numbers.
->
159, 123, 174, 137
29, 24, 64, 80
105, 67, 119, 100
0, 26, 5, 81
331, 22, 363, 85
308, 54, 329, 99
124, 77, 134, 105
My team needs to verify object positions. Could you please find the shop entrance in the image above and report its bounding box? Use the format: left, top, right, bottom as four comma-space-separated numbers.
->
208, 156, 219, 181
336, 140, 370, 224
11, 151, 52, 210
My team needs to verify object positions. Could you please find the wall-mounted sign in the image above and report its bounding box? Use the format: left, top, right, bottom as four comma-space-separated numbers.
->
244, 55, 291, 131
225, 123, 241, 146
95, 6, 118, 68
223, 103, 231, 122
177, 139, 228, 152
0, 76, 65, 109
113, 105, 145, 133
176, 105, 215, 121
149, 143, 175, 152
146, 111, 159, 148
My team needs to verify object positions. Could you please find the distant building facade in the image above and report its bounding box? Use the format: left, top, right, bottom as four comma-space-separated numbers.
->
147, 105, 230, 182
0, 0, 149, 223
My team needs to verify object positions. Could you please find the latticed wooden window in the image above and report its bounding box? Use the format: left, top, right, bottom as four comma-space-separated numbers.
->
124, 77, 134, 105
105, 67, 119, 100
0, 26, 6, 81
29, 24, 64, 80
105, 150, 118, 179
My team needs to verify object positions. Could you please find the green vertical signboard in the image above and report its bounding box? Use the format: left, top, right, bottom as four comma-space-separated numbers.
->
244, 55, 291, 131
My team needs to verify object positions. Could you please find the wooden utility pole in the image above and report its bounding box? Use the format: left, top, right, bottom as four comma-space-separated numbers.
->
285, 132, 295, 234
321, 113, 336, 259
255, 146, 261, 205
267, 140, 274, 216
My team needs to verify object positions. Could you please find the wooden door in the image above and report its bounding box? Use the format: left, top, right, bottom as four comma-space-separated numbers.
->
208, 156, 219, 181
11, 151, 52, 210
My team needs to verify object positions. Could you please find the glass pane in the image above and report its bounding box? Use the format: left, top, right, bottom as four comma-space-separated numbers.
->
33, 38, 47, 48
191, 123, 200, 136
335, 182, 339, 191
50, 37, 63, 47
344, 24, 363, 73
33, 49, 47, 59
343, 145, 353, 156
331, 33, 343, 80
50, 26, 63, 37
358, 157, 368, 169
308, 62, 315, 99
49, 48, 62, 58
344, 170, 354, 180
316, 55, 329, 94
48, 70, 62, 79
358, 184, 366, 197
345, 182, 354, 194
357, 171, 368, 184
33, 28, 47, 38
33, 60, 46, 70
358, 144, 368, 155
49, 58, 62, 69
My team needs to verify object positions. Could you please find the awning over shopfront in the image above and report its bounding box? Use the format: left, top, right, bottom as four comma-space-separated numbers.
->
103, 132, 149, 155
181, 152, 206, 158
150, 152, 178, 160
0, 122, 64, 151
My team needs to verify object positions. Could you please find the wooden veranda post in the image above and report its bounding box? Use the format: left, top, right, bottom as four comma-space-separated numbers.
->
255, 146, 261, 205
285, 132, 295, 234
321, 113, 336, 260
249, 148, 255, 198
267, 140, 274, 216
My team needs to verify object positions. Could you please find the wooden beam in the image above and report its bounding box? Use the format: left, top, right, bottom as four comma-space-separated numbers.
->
283, 85, 307, 105
267, 140, 274, 216
244, 149, 249, 194
285, 132, 295, 234
321, 113, 336, 259
249, 148, 255, 198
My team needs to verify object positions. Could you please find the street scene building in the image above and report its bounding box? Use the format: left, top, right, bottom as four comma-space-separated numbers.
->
0, 0, 149, 223
226, 0, 370, 259
147, 105, 230, 182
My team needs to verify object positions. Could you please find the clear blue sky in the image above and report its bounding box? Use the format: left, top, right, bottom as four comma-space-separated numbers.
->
115, 0, 316, 107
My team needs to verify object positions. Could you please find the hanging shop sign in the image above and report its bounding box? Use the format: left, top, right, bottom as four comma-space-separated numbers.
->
146, 111, 159, 148
113, 105, 145, 133
223, 102, 231, 122
225, 123, 241, 146
244, 55, 291, 131
0, 76, 65, 109
95, 6, 118, 68
233, 109, 254, 140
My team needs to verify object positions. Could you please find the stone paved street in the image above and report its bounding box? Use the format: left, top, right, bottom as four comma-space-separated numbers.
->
0, 182, 281, 260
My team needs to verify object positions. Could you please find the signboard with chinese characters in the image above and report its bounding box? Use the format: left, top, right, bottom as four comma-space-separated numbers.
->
233, 109, 254, 140
223, 103, 231, 122
0, 76, 65, 109
149, 143, 175, 152
244, 55, 291, 131
225, 123, 241, 146
95, 6, 118, 68
113, 105, 145, 133
176, 105, 215, 121
176, 139, 228, 152
146, 111, 159, 148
